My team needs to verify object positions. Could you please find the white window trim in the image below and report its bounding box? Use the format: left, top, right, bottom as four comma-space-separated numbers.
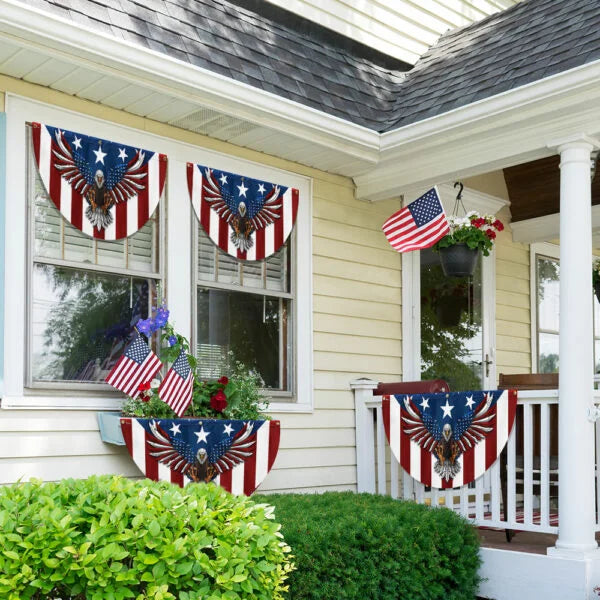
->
3, 94, 313, 412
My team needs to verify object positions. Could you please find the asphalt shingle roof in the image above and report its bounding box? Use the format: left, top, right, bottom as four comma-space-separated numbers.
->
28, 0, 600, 132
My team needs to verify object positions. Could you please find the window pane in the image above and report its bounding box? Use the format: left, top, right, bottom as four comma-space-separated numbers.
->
420, 248, 483, 392
537, 257, 560, 332
33, 172, 158, 273
32, 264, 154, 383
539, 332, 559, 373
196, 287, 288, 390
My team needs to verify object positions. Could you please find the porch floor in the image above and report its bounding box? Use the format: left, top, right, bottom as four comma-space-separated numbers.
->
478, 528, 600, 555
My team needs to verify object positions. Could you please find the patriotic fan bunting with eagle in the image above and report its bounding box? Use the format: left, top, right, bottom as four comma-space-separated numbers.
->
187, 163, 299, 260
383, 389, 517, 488
32, 123, 167, 240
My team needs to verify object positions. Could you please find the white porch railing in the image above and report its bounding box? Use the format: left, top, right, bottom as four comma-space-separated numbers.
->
352, 380, 600, 535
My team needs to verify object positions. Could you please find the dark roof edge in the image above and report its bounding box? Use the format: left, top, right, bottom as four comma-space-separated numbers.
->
227, 0, 412, 71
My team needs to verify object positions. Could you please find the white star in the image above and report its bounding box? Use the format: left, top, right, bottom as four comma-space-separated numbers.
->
72, 135, 82, 150
237, 181, 248, 197
441, 399, 454, 419
420, 397, 430, 410
118, 148, 128, 161
93, 145, 107, 165
223, 423, 234, 436
194, 426, 210, 443
170, 423, 181, 436
257, 183, 266, 194
219, 173, 228, 185
465, 395, 475, 410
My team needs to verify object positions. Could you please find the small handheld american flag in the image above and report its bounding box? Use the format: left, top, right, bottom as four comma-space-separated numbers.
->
158, 348, 194, 417
105, 334, 162, 398
382, 187, 449, 253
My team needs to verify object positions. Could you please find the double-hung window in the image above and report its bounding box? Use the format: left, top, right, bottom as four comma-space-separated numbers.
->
27, 130, 161, 388
194, 225, 293, 395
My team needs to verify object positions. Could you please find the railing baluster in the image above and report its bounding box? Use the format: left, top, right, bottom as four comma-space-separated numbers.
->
390, 451, 399, 499
491, 460, 500, 523
375, 405, 386, 495
595, 419, 600, 529
415, 481, 424, 504
475, 475, 484, 521
540, 402, 550, 528
403, 470, 413, 500
460, 483, 469, 517
523, 402, 533, 526
507, 418, 516, 526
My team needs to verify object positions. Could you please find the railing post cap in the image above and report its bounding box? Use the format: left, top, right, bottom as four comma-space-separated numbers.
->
350, 378, 379, 390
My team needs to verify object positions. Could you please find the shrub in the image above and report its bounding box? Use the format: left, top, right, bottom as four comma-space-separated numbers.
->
254, 492, 481, 600
0, 475, 293, 600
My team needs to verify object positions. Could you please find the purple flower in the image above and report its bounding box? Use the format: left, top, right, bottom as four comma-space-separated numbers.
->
153, 305, 170, 329
168, 335, 177, 346
136, 318, 153, 336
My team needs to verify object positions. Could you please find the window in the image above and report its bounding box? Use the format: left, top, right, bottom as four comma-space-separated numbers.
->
533, 245, 600, 374
27, 136, 161, 387
194, 225, 293, 394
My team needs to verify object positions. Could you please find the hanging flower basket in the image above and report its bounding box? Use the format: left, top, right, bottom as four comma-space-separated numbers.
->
439, 243, 479, 278
433, 211, 503, 278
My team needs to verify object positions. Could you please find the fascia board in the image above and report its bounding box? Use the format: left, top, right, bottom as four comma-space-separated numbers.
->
357, 59, 600, 201
0, 0, 380, 162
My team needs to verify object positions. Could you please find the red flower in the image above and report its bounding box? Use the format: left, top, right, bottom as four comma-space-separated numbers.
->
485, 229, 497, 240
218, 376, 229, 385
472, 218, 486, 228
493, 219, 504, 231
138, 381, 151, 392
210, 389, 228, 413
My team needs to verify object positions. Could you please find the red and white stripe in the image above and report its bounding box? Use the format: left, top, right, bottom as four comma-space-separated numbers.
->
158, 370, 193, 417
383, 390, 518, 489
187, 162, 299, 261
382, 201, 449, 254
105, 352, 162, 399
32, 123, 167, 240
120, 418, 281, 495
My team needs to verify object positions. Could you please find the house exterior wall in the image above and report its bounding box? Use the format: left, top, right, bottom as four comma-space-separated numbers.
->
0, 76, 403, 492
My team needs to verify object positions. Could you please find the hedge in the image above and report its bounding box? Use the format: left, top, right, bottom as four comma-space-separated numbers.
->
255, 492, 481, 600
0, 476, 293, 600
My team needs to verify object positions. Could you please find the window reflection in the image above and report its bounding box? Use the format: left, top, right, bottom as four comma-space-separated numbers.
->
32, 264, 153, 382
420, 248, 483, 391
196, 288, 287, 390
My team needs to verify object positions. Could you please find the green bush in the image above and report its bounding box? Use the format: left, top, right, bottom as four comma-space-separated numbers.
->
0, 475, 293, 600
254, 492, 481, 600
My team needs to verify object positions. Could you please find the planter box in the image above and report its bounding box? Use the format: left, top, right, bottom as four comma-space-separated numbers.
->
101, 415, 280, 495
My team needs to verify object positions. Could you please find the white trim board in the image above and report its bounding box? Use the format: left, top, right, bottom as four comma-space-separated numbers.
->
2, 95, 314, 413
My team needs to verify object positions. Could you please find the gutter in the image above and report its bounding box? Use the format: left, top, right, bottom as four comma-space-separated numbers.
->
0, 0, 380, 162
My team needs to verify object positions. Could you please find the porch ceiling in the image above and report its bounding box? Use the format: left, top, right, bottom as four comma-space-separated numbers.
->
505, 156, 600, 222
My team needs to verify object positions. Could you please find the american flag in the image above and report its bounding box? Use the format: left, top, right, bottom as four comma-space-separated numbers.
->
158, 348, 193, 416
31, 122, 167, 240
382, 390, 517, 489
186, 163, 299, 261
105, 334, 162, 398
382, 187, 449, 253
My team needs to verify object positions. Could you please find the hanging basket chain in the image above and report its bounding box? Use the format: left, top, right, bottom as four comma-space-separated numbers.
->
452, 181, 467, 216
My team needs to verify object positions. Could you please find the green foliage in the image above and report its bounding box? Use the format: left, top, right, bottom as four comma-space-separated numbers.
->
0, 476, 293, 600
593, 258, 600, 287
433, 212, 503, 257
254, 492, 481, 600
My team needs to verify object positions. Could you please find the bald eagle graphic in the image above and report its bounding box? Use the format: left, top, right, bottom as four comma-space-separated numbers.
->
145, 420, 256, 483
51, 129, 147, 231
402, 393, 495, 481
201, 168, 283, 251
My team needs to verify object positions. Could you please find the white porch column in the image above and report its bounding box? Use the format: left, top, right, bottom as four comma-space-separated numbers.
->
550, 137, 599, 557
